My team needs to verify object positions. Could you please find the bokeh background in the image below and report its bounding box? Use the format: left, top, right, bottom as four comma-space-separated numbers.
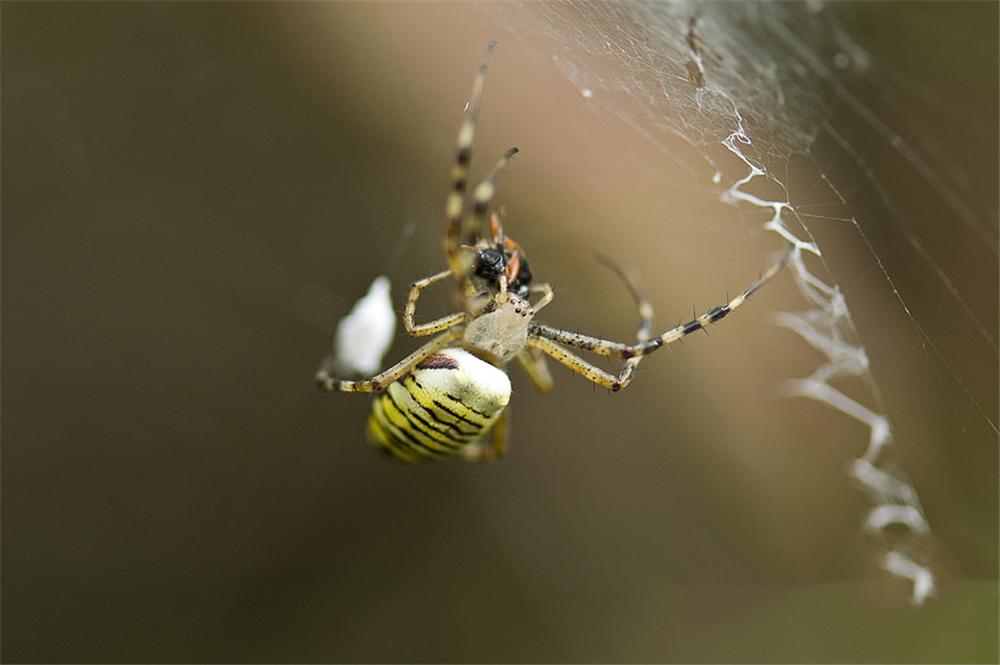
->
3, 2, 997, 662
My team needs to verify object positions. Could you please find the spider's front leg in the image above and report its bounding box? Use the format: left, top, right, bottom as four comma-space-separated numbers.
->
403, 269, 466, 336
445, 42, 496, 279
470, 147, 519, 239
450, 146, 520, 298
528, 283, 554, 313
316, 329, 461, 393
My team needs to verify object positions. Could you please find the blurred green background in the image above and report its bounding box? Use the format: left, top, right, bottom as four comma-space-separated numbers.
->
3, 2, 997, 662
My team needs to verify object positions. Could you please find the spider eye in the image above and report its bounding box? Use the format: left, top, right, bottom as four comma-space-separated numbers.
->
474, 248, 505, 280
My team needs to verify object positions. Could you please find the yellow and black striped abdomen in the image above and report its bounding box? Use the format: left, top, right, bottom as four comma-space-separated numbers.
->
365, 348, 511, 463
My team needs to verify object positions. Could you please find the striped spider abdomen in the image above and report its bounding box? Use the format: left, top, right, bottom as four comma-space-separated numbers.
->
365, 348, 511, 463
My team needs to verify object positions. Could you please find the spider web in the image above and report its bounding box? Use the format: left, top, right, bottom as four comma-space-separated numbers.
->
497, 0, 998, 605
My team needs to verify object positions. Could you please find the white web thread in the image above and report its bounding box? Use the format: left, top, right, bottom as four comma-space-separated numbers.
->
721, 128, 935, 605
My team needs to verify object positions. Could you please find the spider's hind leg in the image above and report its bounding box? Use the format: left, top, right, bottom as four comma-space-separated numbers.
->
316, 330, 461, 393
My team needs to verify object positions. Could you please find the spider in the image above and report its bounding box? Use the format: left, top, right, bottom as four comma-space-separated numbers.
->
316, 42, 790, 463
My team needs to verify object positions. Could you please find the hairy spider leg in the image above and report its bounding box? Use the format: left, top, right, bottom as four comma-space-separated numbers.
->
403, 269, 467, 336
445, 41, 496, 283
527, 336, 625, 391
469, 147, 521, 297
515, 258, 652, 392
472, 146, 519, 242
595, 253, 656, 387
516, 347, 555, 392
316, 329, 462, 393
527, 283, 554, 312
528, 245, 792, 391
512, 282, 557, 392
525, 254, 655, 390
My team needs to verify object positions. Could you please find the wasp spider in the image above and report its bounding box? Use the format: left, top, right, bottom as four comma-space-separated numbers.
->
316, 42, 790, 463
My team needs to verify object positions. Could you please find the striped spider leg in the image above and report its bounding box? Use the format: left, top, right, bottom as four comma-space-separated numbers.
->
404, 210, 526, 343
454, 147, 521, 304
470, 263, 645, 458
316, 329, 461, 393
442, 39, 519, 296
445, 40, 496, 288
527, 246, 791, 391
523, 253, 654, 390
516, 347, 555, 392
515, 258, 651, 393
410, 147, 520, 338
596, 252, 656, 386
404, 145, 522, 336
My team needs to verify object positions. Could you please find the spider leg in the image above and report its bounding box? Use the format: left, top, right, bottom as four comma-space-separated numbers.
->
403, 269, 466, 336
595, 253, 655, 386
445, 41, 496, 281
528, 282, 554, 313
516, 347, 554, 392
461, 407, 509, 462
528, 245, 792, 390
505, 284, 555, 392
527, 337, 622, 390
595, 253, 654, 339
471, 147, 519, 240
316, 329, 461, 393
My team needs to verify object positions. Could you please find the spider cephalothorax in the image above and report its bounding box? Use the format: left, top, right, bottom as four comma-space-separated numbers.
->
461, 225, 534, 363
316, 41, 790, 464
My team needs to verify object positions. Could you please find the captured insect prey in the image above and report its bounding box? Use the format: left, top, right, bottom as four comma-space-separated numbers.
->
315, 41, 791, 464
